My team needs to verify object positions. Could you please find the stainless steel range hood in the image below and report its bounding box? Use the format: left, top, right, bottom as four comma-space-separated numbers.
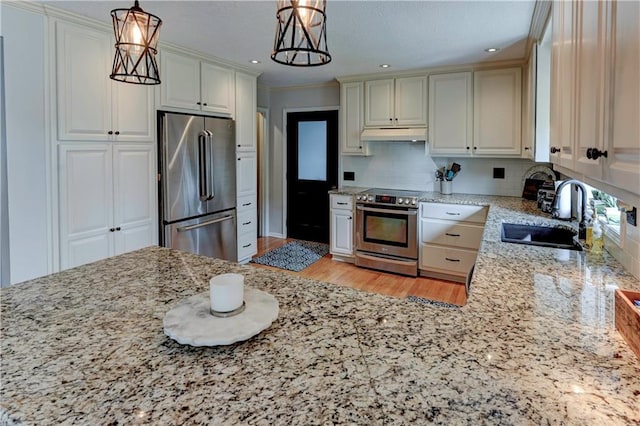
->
360, 127, 427, 142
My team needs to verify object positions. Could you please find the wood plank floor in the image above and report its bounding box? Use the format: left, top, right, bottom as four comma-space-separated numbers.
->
250, 237, 467, 306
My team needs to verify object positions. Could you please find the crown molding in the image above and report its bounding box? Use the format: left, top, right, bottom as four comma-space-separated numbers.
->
526, 0, 552, 56
262, 80, 339, 92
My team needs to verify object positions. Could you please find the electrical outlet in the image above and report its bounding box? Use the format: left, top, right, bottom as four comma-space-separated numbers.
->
344, 171, 355, 181
493, 168, 505, 179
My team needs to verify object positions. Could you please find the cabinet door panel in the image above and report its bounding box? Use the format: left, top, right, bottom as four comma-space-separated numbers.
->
113, 145, 156, 255
331, 209, 353, 255
160, 50, 200, 110
364, 79, 394, 127
428, 72, 473, 155
58, 144, 113, 269
235, 72, 257, 151
606, 0, 640, 195
56, 21, 111, 141
340, 82, 366, 155
237, 152, 257, 198
201, 62, 235, 116
112, 82, 154, 141
395, 76, 427, 126
473, 68, 522, 156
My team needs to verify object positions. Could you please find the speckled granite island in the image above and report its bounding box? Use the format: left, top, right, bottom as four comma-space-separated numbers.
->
2, 194, 640, 425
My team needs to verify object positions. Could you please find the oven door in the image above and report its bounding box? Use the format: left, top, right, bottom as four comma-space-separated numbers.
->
355, 204, 418, 259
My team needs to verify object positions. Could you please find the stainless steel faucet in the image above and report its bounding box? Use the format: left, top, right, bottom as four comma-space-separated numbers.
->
551, 179, 588, 239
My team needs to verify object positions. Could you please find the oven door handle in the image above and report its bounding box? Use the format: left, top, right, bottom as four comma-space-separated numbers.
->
356, 205, 417, 216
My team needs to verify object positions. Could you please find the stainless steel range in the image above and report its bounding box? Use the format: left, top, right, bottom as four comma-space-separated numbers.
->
354, 188, 421, 276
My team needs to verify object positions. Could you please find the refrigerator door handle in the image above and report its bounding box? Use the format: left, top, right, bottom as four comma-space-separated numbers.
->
176, 214, 234, 232
198, 132, 208, 201
206, 132, 215, 201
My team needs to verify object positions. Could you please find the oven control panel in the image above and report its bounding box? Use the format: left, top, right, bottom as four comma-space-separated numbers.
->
356, 193, 418, 206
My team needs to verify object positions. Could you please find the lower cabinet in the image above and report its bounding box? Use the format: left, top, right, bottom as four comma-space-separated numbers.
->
236, 153, 258, 263
329, 194, 354, 261
419, 202, 487, 285
58, 143, 156, 270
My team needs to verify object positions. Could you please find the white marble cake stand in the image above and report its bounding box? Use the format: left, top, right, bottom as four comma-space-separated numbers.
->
163, 288, 279, 346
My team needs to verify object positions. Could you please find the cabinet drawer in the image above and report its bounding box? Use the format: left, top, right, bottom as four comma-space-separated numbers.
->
238, 232, 257, 260
420, 244, 477, 275
237, 194, 257, 211
331, 194, 353, 210
238, 209, 257, 236
421, 202, 487, 223
421, 219, 484, 249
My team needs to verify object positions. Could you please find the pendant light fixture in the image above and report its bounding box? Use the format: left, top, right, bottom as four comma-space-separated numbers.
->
271, 0, 331, 67
110, 1, 162, 85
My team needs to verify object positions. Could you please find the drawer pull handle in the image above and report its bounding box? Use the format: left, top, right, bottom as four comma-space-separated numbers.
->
242, 221, 251, 226
445, 212, 461, 216
337, 202, 348, 205
445, 233, 460, 237
445, 257, 460, 262
242, 202, 252, 207
242, 243, 251, 248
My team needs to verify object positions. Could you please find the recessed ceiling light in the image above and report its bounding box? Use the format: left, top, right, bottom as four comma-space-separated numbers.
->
485, 48, 500, 53
379, 64, 391, 68
249, 59, 261, 64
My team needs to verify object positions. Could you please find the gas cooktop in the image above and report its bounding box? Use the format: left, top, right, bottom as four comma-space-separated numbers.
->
355, 188, 423, 207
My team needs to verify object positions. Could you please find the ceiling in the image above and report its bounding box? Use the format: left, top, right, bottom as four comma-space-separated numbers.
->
41, 0, 537, 88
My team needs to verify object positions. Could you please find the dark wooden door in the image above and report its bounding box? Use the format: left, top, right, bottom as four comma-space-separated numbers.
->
286, 110, 338, 243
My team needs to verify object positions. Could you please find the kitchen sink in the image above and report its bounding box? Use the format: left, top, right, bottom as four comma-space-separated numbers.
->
501, 223, 583, 251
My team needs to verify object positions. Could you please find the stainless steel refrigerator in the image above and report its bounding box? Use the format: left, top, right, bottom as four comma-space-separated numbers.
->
159, 112, 237, 261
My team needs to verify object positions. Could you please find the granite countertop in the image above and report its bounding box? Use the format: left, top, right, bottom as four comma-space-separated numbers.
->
2, 193, 640, 425
328, 186, 369, 195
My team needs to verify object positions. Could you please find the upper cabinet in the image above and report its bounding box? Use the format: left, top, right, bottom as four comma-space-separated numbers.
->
55, 20, 153, 142
235, 72, 257, 152
549, 0, 640, 200
428, 72, 473, 155
473, 68, 522, 156
427, 68, 522, 157
160, 49, 235, 117
364, 76, 427, 127
340, 82, 367, 155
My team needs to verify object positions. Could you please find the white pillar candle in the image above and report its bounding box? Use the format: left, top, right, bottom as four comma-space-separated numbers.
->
209, 273, 244, 313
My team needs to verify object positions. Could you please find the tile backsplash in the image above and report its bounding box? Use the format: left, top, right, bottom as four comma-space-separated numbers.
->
341, 142, 542, 197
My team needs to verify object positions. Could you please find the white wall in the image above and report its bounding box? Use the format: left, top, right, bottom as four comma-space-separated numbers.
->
343, 145, 538, 197
1, 5, 50, 284
265, 83, 340, 237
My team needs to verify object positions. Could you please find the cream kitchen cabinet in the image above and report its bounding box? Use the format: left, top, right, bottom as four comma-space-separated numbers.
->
235, 72, 258, 152
55, 20, 153, 142
473, 68, 522, 156
330, 194, 354, 260
364, 76, 427, 127
549, 0, 576, 168
419, 202, 487, 285
340, 81, 368, 155
236, 152, 257, 262
427, 72, 473, 156
550, 0, 640, 201
160, 49, 235, 117
58, 143, 156, 270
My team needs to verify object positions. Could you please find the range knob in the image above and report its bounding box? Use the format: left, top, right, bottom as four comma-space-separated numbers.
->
356, 195, 362, 200
411, 199, 417, 205
398, 198, 404, 204
406, 199, 412, 205
368, 195, 373, 202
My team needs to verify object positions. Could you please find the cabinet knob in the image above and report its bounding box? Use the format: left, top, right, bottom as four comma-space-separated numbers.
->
589, 148, 608, 160
473, 146, 477, 150
114, 131, 120, 135
348, 216, 352, 220
389, 118, 393, 121
108, 131, 113, 135
115, 226, 121, 231
550, 147, 560, 154
203, 103, 208, 106
524, 147, 530, 150
466, 146, 470, 150
109, 228, 116, 232
196, 102, 201, 105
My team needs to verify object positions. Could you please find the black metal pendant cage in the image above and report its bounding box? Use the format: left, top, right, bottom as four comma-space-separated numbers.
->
271, 0, 331, 67
110, 1, 162, 85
